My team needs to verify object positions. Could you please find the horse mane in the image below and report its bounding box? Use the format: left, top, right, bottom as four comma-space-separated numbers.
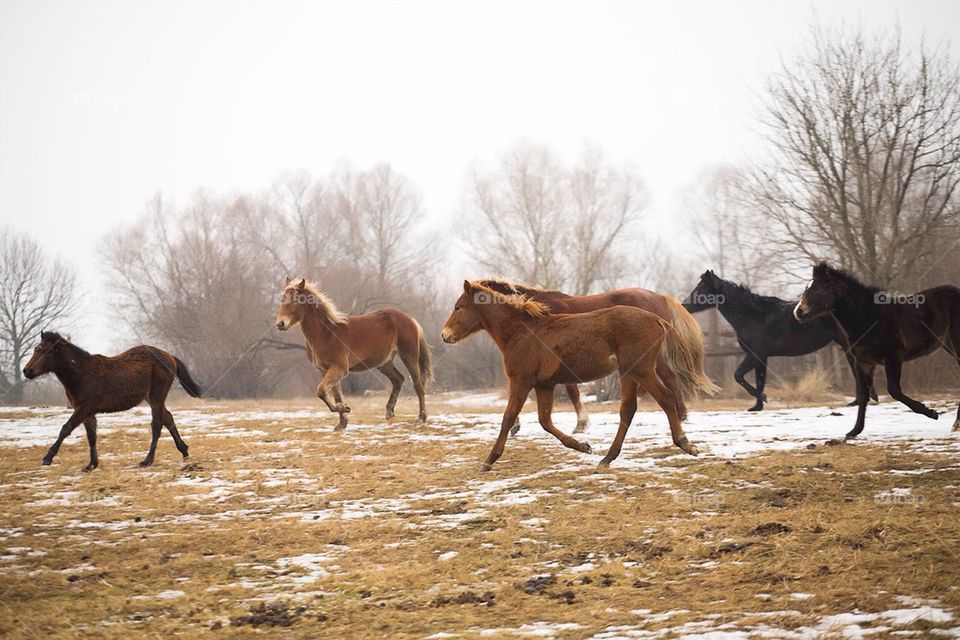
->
41, 331, 90, 357
476, 278, 571, 299
716, 277, 790, 313
815, 262, 881, 296
289, 281, 348, 325
469, 280, 551, 318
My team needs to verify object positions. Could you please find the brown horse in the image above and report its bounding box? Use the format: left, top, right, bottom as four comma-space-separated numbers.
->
476, 279, 714, 433
275, 278, 432, 429
22, 331, 202, 471
442, 281, 714, 471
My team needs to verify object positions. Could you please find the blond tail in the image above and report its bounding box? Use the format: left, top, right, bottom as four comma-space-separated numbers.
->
416, 322, 434, 383
660, 296, 720, 398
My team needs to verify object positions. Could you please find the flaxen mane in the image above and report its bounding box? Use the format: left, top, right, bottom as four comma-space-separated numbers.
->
288, 281, 348, 324
469, 280, 551, 318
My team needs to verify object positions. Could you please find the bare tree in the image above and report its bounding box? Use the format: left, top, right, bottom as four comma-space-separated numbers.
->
465, 144, 650, 293
0, 227, 79, 403
746, 23, 960, 286
682, 165, 777, 287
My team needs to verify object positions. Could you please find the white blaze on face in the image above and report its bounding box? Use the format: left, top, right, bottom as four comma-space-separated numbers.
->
793, 279, 813, 321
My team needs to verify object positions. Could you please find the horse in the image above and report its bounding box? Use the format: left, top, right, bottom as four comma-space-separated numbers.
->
476, 279, 714, 433
794, 262, 960, 438
442, 280, 716, 471
683, 270, 876, 411
274, 278, 432, 429
21, 331, 202, 471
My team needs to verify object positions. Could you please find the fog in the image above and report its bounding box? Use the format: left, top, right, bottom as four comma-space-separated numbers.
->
1, 0, 954, 352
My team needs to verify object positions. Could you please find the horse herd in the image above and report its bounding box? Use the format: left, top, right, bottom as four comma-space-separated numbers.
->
19, 262, 960, 473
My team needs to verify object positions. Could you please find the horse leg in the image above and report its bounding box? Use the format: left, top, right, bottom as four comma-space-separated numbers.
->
42, 409, 87, 465
331, 383, 348, 430
377, 361, 405, 421
643, 370, 698, 456
844, 351, 875, 405
656, 359, 688, 422
734, 354, 762, 410
82, 417, 98, 472
481, 380, 531, 472
139, 406, 165, 468
566, 384, 590, 433
162, 409, 190, 459
598, 376, 638, 469
509, 391, 529, 437
885, 358, 938, 419
317, 368, 350, 430
534, 387, 593, 454
846, 362, 875, 439
749, 357, 768, 412
398, 351, 427, 423
950, 329, 960, 431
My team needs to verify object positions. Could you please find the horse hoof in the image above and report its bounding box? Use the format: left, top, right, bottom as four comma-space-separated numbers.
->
417, 414, 427, 424
509, 425, 520, 437
385, 411, 395, 421
952, 420, 960, 432
81, 464, 98, 473
334, 424, 347, 432
595, 460, 612, 471
844, 433, 859, 441
479, 462, 493, 472
926, 410, 939, 420
573, 425, 587, 435
138, 460, 153, 468
578, 442, 593, 454
676, 438, 698, 456
747, 404, 763, 412
41, 459, 52, 466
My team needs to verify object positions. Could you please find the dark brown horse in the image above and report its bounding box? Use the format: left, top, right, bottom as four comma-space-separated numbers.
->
477, 279, 715, 433
22, 331, 202, 471
442, 281, 715, 471
275, 278, 432, 429
795, 262, 960, 438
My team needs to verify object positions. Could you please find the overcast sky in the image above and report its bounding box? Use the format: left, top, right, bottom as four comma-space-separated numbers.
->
1, 0, 958, 350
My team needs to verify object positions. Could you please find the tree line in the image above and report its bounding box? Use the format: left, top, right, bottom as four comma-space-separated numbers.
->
3, 22, 959, 403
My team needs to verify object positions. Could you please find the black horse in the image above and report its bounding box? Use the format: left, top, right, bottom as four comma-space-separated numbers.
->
794, 262, 960, 439
684, 270, 875, 411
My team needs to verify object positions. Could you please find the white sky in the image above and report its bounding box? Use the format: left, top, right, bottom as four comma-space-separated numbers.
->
1, 0, 959, 351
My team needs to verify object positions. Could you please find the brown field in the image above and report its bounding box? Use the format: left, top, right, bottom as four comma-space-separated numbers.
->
1, 393, 959, 639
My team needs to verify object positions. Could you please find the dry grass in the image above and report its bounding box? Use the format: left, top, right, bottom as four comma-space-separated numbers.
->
1, 396, 958, 638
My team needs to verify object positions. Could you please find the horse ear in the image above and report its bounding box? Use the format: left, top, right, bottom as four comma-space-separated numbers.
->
813, 262, 829, 276
296, 279, 306, 291
463, 280, 473, 294
285, 276, 292, 285
41, 330, 51, 340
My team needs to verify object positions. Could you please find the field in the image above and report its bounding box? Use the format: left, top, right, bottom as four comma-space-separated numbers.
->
1, 392, 959, 638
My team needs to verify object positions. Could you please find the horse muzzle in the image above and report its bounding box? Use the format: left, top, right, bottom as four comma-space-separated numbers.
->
441, 328, 457, 344
276, 321, 287, 331
22, 367, 36, 379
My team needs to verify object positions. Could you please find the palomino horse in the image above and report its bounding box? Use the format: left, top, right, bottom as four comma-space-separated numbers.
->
275, 278, 432, 429
442, 281, 716, 470
795, 262, 960, 439
22, 331, 202, 470
477, 279, 713, 432
684, 270, 876, 411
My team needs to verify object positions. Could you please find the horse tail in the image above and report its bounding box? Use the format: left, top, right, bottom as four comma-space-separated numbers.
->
173, 356, 203, 398
661, 297, 720, 398
415, 322, 434, 383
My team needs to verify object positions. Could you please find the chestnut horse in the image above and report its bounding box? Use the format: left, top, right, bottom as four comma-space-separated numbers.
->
442, 281, 714, 471
22, 331, 202, 471
476, 279, 714, 434
275, 278, 432, 429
